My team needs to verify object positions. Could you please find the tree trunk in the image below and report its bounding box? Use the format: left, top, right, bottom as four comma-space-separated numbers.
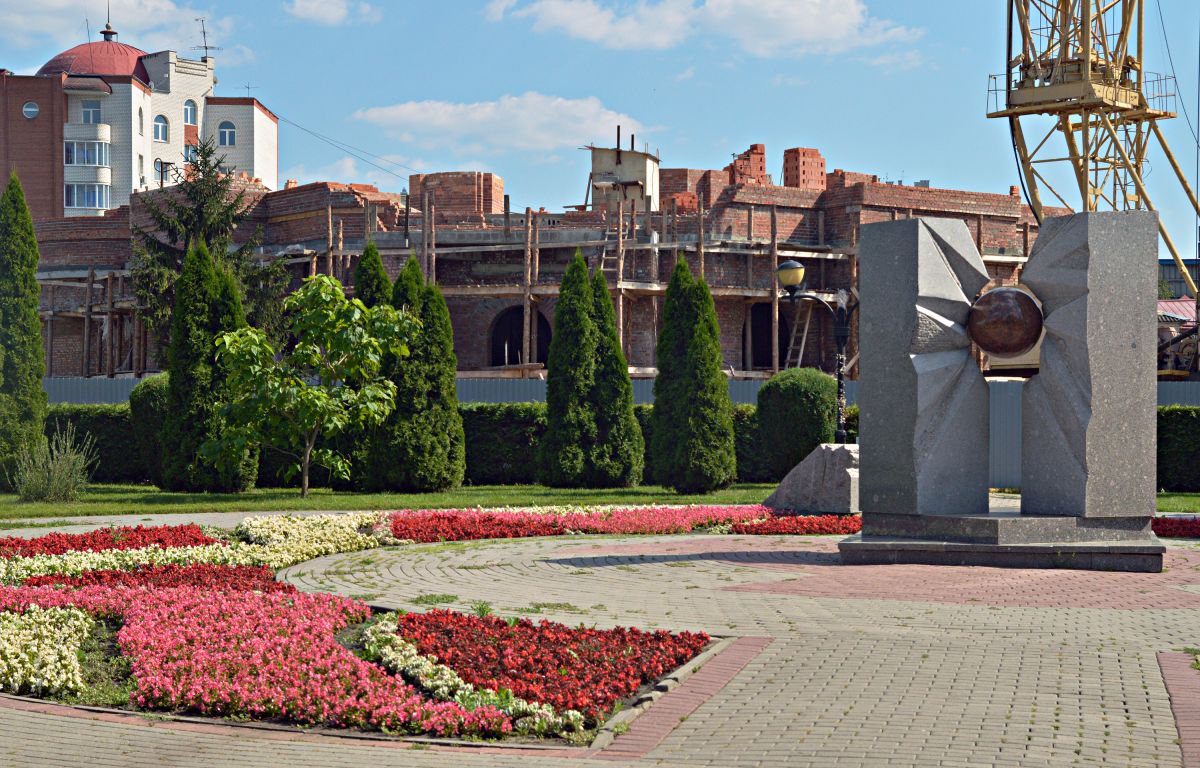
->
301, 441, 313, 497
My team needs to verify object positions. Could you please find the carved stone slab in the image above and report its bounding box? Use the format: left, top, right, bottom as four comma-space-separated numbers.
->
1021, 211, 1158, 517
763, 443, 859, 514
858, 218, 990, 516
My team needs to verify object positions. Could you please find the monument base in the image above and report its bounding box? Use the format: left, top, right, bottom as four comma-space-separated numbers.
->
838, 534, 1164, 572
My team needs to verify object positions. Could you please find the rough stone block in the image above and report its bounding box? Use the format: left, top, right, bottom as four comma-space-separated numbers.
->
858, 218, 990, 516
764, 443, 859, 514
1021, 212, 1158, 517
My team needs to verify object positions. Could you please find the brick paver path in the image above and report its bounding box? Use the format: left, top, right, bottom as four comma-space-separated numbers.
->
5, 530, 1200, 766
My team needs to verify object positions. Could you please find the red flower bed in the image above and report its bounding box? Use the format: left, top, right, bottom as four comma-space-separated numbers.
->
390, 506, 768, 543
730, 515, 862, 535
397, 609, 709, 722
21, 564, 295, 593
0, 524, 219, 559
1153, 517, 1200, 537
0, 585, 510, 737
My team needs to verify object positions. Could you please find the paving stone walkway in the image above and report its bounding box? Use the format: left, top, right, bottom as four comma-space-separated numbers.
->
4, 527, 1200, 767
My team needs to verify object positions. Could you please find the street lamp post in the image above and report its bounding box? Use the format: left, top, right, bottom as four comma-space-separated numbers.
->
776, 260, 858, 444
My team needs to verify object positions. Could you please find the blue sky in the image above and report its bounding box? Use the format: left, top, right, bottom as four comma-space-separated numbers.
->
4, 0, 1200, 256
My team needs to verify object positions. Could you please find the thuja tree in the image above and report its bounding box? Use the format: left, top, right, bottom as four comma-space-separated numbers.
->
161, 240, 256, 492
364, 256, 466, 491
651, 258, 736, 493
131, 137, 288, 348
0, 173, 47, 487
585, 268, 643, 487
354, 241, 391, 308
539, 251, 598, 487
208, 275, 414, 496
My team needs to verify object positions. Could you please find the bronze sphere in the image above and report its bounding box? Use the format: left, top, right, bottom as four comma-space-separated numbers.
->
966, 287, 1043, 357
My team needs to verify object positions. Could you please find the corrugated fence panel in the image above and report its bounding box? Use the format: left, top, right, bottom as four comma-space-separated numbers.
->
44, 378, 140, 405
1160, 382, 1200, 406
988, 381, 1023, 489
454, 378, 547, 403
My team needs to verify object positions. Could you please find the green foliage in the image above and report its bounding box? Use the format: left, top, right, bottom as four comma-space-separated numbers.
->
162, 241, 256, 492
585, 268, 643, 487
392, 254, 424, 311
1158, 406, 1200, 491
208, 274, 415, 496
10, 423, 97, 502
845, 404, 860, 443
539, 253, 598, 487
640, 403, 762, 484
130, 137, 286, 350
651, 260, 736, 493
128, 374, 169, 487
354, 241, 392, 308
460, 403, 546, 485
1160, 278, 1176, 300
45, 404, 142, 484
0, 173, 47, 490
756, 367, 836, 479
364, 263, 466, 492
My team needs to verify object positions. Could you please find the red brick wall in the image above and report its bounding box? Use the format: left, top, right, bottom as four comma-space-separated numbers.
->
36, 208, 133, 269
725, 144, 768, 186
783, 147, 826, 191
1, 72, 66, 221
409, 172, 504, 218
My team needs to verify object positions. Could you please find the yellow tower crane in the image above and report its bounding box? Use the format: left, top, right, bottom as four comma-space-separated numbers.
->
988, 0, 1200, 294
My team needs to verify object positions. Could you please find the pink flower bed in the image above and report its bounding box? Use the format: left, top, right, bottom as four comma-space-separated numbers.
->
0, 584, 509, 736
0, 525, 219, 559
390, 505, 768, 543
731, 515, 862, 535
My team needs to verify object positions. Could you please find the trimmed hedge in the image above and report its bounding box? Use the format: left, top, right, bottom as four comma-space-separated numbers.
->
129, 374, 169, 486
1159, 405, 1200, 491
756, 368, 836, 480
44, 403, 143, 484
461, 403, 546, 486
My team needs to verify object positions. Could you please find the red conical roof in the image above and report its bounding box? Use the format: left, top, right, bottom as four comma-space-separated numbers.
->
38, 39, 148, 78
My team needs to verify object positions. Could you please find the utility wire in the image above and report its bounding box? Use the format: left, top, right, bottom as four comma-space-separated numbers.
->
275, 113, 422, 183
1154, 0, 1198, 145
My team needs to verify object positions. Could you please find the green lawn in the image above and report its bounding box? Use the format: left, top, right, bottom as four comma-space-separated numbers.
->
0, 483, 777, 521
1154, 493, 1200, 515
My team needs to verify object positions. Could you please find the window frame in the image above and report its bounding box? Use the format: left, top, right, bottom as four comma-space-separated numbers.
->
218, 121, 236, 147
81, 100, 101, 125
153, 115, 169, 143
183, 100, 197, 126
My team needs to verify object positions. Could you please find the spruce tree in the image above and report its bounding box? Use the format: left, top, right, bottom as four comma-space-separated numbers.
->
354, 241, 391, 308
586, 268, 643, 487
365, 258, 465, 491
0, 173, 47, 488
651, 258, 736, 493
161, 240, 254, 492
538, 251, 597, 487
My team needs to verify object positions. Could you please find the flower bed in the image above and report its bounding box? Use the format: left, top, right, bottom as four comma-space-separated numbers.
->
1153, 517, 1200, 537
0, 525, 219, 559
730, 515, 862, 535
0, 605, 93, 696
21, 563, 294, 593
397, 609, 709, 724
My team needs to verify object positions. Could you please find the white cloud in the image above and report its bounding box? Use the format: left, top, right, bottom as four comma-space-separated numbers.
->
0, 0, 238, 54
488, 0, 922, 57
280, 154, 419, 193
866, 50, 925, 72
354, 91, 644, 154
283, 0, 379, 25
674, 66, 694, 81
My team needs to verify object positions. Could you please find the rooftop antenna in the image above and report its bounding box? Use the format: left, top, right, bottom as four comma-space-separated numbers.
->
191, 17, 223, 59
242, 83, 258, 98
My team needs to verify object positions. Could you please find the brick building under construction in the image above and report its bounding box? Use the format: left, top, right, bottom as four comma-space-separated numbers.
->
32, 139, 1051, 381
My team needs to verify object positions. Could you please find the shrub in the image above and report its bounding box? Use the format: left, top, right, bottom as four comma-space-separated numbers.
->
539, 253, 597, 487
585, 268, 643, 487
162, 241, 255, 492
364, 259, 465, 492
129, 374, 169, 486
652, 261, 736, 493
353, 241, 391, 308
0, 173, 47, 489
460, 403, 546, 485
9, 423, 97, 502
44, 404, 142, 484
732, 404, 773, 483
845, 404, 860, 443
756, 367, 836, 480
1159, 405, 1200, 492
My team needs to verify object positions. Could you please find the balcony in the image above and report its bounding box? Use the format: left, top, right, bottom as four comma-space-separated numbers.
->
64, 123, 111, 142
64, 165, 111, 185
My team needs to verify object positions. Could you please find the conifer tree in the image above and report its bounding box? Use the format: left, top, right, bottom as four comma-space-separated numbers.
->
651, 258, 736, 492
0, 173, 47, 487
364, 256, 465, 491
161, 240, 255, 492
538, 251, 597, 487
586, 268, 643, 487
354, 241, 391, 308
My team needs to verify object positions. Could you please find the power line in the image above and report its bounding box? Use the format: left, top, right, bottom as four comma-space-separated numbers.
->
1154, 0, 1198, 145
275, 112, 422, 183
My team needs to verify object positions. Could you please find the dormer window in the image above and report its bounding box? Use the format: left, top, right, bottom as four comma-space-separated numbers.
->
183, 100, 197, 126
153, 115, 169, 143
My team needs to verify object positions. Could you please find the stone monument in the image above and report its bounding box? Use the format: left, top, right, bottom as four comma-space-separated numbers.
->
839, 212, 1164, 572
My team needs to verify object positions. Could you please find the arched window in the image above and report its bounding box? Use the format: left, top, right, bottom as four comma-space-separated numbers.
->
138, 107, 143, 135
183, 100, 197, 126
490, 307, 551, 366
153, 115, 168, 143
218, 120, 236, 147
